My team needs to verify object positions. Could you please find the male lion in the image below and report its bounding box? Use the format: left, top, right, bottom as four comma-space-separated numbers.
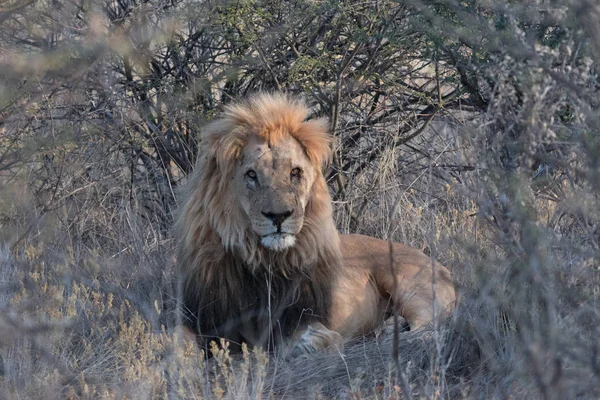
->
176, 93, 455, 356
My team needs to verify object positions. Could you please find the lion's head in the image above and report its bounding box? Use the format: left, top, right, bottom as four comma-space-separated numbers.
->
177, 93, 340, 274
236, 128, 321, 251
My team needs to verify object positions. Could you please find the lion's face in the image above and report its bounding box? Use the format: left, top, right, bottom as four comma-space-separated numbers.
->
236, 134, 317, 252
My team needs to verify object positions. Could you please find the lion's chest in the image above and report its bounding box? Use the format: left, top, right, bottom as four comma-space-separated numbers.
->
198, 266, 333, 352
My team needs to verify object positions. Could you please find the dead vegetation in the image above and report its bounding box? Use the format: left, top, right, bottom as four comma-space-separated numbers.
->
1, 0, 599, 398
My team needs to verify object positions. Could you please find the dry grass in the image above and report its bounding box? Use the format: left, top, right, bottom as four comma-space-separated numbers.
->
2, 128, 598, 398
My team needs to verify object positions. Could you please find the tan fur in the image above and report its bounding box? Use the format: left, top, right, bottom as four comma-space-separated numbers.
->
331, 234, 456, 337
176, 93, 455, 356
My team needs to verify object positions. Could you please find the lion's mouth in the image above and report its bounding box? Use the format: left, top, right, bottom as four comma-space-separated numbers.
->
261, 233, 296, 252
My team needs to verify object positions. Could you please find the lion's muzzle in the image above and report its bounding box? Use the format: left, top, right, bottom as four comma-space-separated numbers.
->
252, 207, 303, 250
254, 201, 303, 251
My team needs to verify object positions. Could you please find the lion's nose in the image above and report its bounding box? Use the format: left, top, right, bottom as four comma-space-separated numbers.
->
262, 210, 293, 227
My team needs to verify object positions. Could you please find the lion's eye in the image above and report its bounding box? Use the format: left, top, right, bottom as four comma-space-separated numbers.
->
245, 169, 257, 180
290, 167, 303, 181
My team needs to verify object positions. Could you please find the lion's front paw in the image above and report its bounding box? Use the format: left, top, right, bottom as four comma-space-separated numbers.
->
288, 322, 343, 359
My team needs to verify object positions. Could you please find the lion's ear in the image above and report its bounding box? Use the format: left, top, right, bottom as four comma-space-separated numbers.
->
204, 122, 246, 173
296, 117, 332, 170
214, 131, 245, 172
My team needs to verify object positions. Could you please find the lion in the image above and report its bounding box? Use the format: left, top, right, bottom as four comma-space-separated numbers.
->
176, 93, 455, 357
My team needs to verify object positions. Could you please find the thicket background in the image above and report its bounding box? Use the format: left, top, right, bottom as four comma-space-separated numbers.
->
1, 0, 599, 398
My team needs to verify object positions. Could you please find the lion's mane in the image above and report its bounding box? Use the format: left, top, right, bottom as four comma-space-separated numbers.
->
176, 93, 343, 350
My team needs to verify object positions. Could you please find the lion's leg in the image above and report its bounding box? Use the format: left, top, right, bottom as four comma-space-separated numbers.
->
286, 322, 343, 358
379, 269, 455, 331
396, 291, 436, 330
399, 280, 458, 330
